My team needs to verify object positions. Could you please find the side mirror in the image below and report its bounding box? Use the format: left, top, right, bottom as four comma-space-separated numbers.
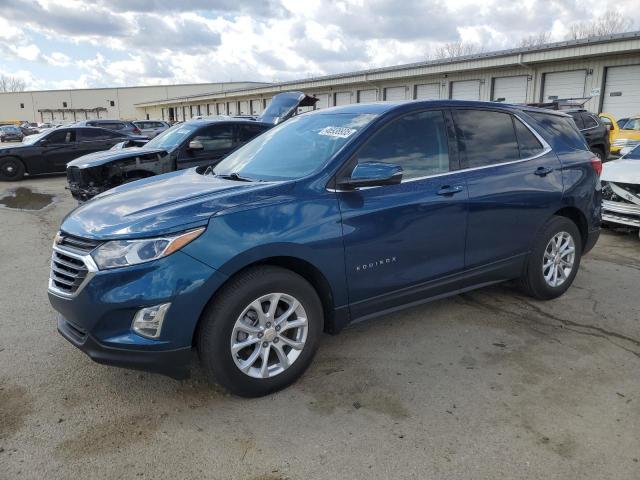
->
38, 139, 49, 146
188, 139, 204, 151
337, 162, 403, 190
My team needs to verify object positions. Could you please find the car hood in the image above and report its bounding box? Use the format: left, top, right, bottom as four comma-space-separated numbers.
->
602, 159, 640, 184
616, 130, 640, 140
60, 168, 293, 239
0, 143, 27, 152
67, 146, 166, 169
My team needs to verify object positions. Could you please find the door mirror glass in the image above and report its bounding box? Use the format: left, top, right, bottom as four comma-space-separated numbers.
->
338, 162, 403, 189
188, 139, 204, 150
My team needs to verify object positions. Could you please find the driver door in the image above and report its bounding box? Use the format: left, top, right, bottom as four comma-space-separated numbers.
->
337, 110, 468, 319
176, 124, 236, 169
41, 128, 78, 172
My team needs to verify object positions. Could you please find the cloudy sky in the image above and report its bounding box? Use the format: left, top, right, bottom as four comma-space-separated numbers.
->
1, 0, 638, 90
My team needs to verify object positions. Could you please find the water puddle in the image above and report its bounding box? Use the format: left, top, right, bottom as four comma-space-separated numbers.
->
0, 187, 55, 211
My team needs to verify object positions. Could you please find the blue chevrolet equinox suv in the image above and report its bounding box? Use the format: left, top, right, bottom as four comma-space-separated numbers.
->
48, 101, 601, 397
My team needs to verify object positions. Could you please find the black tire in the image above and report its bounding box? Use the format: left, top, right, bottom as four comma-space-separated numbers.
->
197, 265, 323, 397
0, 157, 25, 181
520, 216, 582, 300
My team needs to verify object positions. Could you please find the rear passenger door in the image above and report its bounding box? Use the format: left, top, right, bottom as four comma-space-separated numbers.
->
452, 108, 562, 269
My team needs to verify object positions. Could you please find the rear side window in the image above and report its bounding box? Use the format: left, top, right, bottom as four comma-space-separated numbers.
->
527, 112, 587, 150
513, 118, 545, 158
453, 109, 520, 168
355, 110, 450, 179
78, 128, 108, 140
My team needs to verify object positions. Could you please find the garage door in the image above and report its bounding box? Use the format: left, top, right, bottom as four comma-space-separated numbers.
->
415, 83, 440, 99
492, 76, 528, 103
239, 100, 250, 115
358, 89, 377, 103
451, 80, 481, 100
215, 102, 225, 115
384, 86, 406, 101
602, 65, 640, 118
334, 92, 352, 106
250, 99, 263, 115
542, 70, 586, 101
313, 93, 330, 109
227, 102, 238, 115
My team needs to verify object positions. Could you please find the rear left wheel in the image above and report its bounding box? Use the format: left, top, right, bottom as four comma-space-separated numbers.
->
520, 216, 582, 300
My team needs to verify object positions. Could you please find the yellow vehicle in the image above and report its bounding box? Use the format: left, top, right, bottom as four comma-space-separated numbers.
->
599, 113, 640, 155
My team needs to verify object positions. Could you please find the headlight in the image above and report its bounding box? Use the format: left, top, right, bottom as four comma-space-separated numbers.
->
91, 227, 205, 270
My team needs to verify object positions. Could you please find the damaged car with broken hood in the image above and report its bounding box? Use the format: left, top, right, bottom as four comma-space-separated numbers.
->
601, 144, 640, 237
65, 92, 318, 201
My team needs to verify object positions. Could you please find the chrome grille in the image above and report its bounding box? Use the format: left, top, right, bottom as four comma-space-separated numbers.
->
50, 250, 89, 294
49, 233, 100, 297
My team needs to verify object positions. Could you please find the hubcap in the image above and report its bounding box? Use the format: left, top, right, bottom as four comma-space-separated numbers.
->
542, 231, 576, 287
230, 293, 308, 379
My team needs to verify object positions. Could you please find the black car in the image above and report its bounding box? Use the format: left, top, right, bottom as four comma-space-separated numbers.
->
564, 109, 610, 161
0, 126, 148, 181
66, 91, 318, 201
67, 119, 271, 201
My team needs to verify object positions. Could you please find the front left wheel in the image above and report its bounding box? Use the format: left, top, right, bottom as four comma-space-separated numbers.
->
0, 157, 25, 181
197, 266, 323, 397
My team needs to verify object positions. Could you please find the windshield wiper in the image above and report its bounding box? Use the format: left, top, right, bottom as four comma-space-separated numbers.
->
215, 172, 257, 182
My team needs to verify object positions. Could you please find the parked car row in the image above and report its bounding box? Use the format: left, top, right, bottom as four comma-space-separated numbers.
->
47, 99, 602, 397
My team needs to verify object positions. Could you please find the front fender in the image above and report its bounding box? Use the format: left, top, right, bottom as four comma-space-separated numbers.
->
181, 195, 348, 308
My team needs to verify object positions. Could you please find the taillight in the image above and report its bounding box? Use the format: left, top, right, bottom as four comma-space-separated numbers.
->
133, 127, 142, 135
590, 156, 602, 176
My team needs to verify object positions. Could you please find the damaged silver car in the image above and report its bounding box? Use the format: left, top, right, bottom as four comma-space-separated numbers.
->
601, 144, 640, 237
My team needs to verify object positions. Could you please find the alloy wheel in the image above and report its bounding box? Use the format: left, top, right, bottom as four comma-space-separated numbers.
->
542, 231, 576, 287
230, 293, 308, 379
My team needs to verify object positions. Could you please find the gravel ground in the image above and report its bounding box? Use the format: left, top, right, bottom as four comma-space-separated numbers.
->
1, 176, 639, 480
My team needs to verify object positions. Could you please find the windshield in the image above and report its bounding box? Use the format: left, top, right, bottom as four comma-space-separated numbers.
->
145, 123, 198, 149
22, 131, 48, 145
214, 112, 378, 181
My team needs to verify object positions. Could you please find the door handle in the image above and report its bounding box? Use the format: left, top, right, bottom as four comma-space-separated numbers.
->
534, 166, 553, 177
437, 185, 464, 196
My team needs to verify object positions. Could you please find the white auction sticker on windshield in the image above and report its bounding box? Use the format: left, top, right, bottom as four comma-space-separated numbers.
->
318, 126, 357, 138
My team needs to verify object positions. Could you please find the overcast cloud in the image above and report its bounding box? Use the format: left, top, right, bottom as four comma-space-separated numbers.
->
0, 0, 638, 90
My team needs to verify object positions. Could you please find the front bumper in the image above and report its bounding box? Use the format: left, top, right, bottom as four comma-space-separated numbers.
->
58, 315, 192, 379
48, 249, 228, 378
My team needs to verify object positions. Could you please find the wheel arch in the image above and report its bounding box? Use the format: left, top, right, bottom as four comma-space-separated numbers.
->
553, 206, 588, 251
192, 255, 339, 348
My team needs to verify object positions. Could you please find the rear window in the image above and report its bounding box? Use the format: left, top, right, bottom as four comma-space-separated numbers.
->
453, 109, 520, 168
527, 112, 587, 151
568, 112, 584, 129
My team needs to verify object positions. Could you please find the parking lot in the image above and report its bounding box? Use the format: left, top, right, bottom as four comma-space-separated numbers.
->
1, 176, 639, 480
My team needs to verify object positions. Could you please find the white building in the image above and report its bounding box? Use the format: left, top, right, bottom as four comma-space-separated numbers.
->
136, 31, 640, 122
0, 82, 268, 124
3, 31, 639, 124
